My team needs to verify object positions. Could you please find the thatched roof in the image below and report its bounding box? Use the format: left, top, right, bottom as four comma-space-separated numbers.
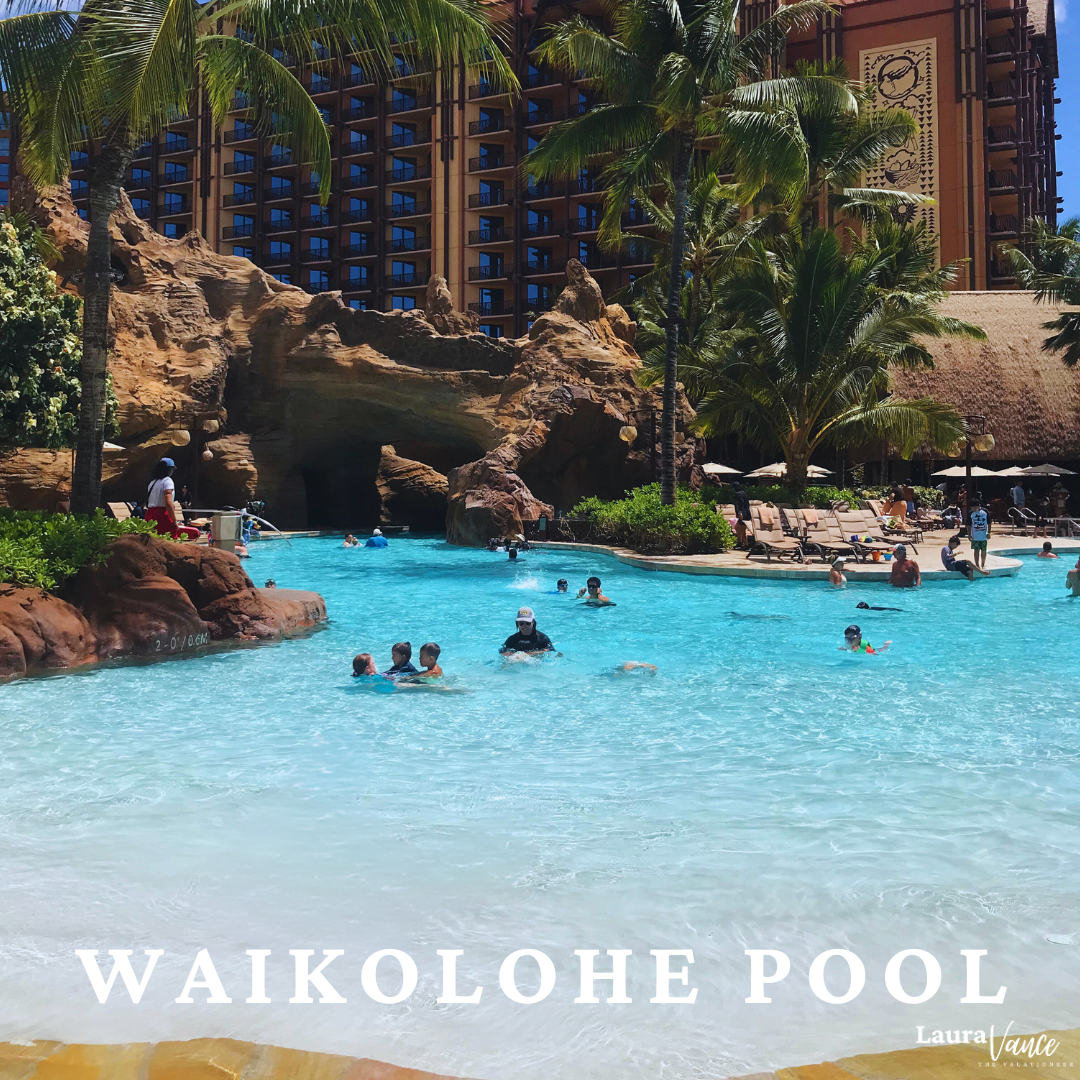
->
890, 290, 1080, 461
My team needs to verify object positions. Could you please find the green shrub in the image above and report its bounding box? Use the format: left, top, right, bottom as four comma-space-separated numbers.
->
571, 484, 735, 555
0, 509, 157, 589
859, 485, 945, 509
706, 482, 861, 509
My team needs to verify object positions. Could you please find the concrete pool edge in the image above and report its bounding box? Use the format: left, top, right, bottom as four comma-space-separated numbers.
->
533, 536, 1080, 581
5, 1029, 1080, 1080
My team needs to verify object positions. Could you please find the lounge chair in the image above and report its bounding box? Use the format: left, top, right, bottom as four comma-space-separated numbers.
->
862, 500, 923, 545
747, 505, 805, 562
833, 511, 899, 559
793, 508, 859, 563
106, 502, 133, 521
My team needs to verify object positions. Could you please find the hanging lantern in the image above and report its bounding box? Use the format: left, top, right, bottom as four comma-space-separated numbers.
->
973, 433, 995, 453
619, 425, 637, 444
202, 448, 214, 461
946, 442, 963, 458
202, 418, 220, 434
674, 431, 687, 445
169, 429, 191, 447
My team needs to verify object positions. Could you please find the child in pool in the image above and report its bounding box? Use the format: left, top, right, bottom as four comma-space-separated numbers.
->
352, 653, 384, 677
614, 661, 657, 674
829, 558, 846, 586
840, 624, 891, 653
404, 642, 443, 679
1039, 541, 1059, 559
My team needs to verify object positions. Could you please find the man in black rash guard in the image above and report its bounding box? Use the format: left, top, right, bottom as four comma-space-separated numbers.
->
500, 607, 554, 655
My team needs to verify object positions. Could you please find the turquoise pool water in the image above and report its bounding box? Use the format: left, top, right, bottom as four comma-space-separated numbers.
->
1, 538, 1079, 1078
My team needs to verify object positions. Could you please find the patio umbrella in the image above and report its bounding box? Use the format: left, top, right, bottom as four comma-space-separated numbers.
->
993, 467, 1030, 477
930, 465, 1001, 478
701, 463, 742, 476
1021, 463, 1079, 476
103, 441, 126, 452
743, 462, 834, 479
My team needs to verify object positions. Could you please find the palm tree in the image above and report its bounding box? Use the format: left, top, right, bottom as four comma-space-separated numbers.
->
524, 0, 856, 505
0, 0, 512, 514
691, 221, 983, 493
1001, 217, 1080, 365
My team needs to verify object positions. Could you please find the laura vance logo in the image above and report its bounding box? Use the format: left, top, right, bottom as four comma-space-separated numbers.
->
917, 1023, 1072, 1068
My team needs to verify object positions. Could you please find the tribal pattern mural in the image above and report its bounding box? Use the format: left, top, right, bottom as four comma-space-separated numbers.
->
860, 39, 940, 256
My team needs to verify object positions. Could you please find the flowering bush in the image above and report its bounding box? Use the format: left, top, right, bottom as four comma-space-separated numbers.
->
0, 214, 118, 447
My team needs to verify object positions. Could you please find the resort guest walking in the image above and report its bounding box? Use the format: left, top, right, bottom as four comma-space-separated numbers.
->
829, 558, 846, 586
902, 479, 916, 518
500, 607, 554, 655
941, 535, 989, 580
145, 458, 201, 540
969, 501, 990, 569
732, 482, 751, 549
1051, 482, 1070, 518
1067, 557, 1080, 596
1039, 541, 1059, 559
384, 642, 418, 677
366, 528, 389, 548
890, 544, 921, 588
1011, 481, 1026, 509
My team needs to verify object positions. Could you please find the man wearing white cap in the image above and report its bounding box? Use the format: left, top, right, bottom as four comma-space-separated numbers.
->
499, 607, 554, 655
365, 527, 388, 548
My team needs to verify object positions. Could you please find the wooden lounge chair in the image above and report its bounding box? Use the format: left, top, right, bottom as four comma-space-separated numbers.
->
747, 505, 805, 562
793, 508, 859, 563
833, 511, 898, 559
106, 502, 133, 521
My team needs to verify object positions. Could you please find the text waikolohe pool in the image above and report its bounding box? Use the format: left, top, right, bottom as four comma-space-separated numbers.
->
2, 536, 1079, 1079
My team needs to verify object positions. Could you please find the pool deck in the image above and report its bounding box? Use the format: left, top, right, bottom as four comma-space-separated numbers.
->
533, 533, 1080, 582
5, 1031, 1079, 1080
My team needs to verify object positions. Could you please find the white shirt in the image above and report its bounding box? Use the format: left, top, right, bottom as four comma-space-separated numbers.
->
147, 476, 174, 508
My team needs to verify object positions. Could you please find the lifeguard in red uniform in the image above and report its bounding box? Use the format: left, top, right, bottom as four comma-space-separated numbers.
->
144, 457, 201, 540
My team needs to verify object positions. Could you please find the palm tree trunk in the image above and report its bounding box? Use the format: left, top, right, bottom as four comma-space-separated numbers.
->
660, 132, 695, 506
70, 141, 130, 515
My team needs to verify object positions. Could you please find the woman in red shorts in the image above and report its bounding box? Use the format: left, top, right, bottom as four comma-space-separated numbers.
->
144, 458, 201, 540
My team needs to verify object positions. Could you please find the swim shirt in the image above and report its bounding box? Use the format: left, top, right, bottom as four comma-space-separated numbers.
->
366, 535, 389, 547
383, 660, 418, 676
970, 509, 989, 542
941, 545, 958, 571
501, 629, 553, 653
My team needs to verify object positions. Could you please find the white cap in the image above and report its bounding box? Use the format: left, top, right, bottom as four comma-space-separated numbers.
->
516, 606, 535, 623
372, 528, 383, 536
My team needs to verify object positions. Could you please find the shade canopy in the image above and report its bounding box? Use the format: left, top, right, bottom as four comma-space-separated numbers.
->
701, 463, 742, 476
743, 462, 834, 479
1021, 463, 1079, 476
102, 441, 126, 452
931, 465, 1002, 478
993, 467, 1030, 478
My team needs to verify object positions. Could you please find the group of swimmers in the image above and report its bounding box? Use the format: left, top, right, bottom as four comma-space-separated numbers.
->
352, 641, 442, 683
344, 529, 389, 549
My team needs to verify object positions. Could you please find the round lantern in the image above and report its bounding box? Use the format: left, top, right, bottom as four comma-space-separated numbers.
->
202, 448, 214, 461
619, 425, 637, 443
169, 429, 191, 447
973, 433, 995, 452
202, 418, 220, 434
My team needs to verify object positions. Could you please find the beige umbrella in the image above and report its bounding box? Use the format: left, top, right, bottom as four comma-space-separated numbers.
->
931, 465, 1000, 478
993, 467, 1030, 478
1021, 463, 1078, 476
744, 462, 833, 479
103, 441, 126, 452
701, 463, 743, 476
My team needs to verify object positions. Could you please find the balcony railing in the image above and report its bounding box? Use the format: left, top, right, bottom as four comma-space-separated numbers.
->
523, 258, 566, 274
388, 128, 430, 148
525, 297, 555, 314
524, 182, 565, 200
468, 82, 504, 100
303, 282, 333, 294
468, 301, 514, 316
342, 172, 374, 189
526, 70, 554, 88
345, 71, 373, 88
302, 213, 333, 229
345, 277, 372, 289
345, 137, 374, 153
390, 93, 432, 113
469, 154, 514, 172
469, 228, 513, 244
386, 165, 432, 183
522, 222, 562, 238
223, 224, 256, 238
265, 184, 294, 200
308, 78, 335, 95
389, 271, 429, 287
622, 209, 649, 226
468, 117, 507, 135
345, 207, 374, 222
387, 200, 431, 217
224, 159, 255, 175
623, 243, 652, 265
989, 168, 1017, 190
160, 198, 190, 215
344, 103, 375, 120
346, 242, 375, 256
224, 127, 256, 144
987, 125, 1016, 146
133, 143, 153, 158
123, 177, 151, 192
986, 80, 1018, 101
468, 264, 512, 280
469, 191, 509, 208
986, 34, 1017, 55
392, 61, 431, 80
267, 151, 294, 166
132, 203, 151, 220
570, 176, 607, 194
389, 234, 431, 252
300, 248, 332, 262
264, 219, 295, 233
989, 213, 1019, 236
160, 136, 187, 154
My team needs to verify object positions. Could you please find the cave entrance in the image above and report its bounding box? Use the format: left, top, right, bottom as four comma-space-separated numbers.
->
302, 447, 383, 529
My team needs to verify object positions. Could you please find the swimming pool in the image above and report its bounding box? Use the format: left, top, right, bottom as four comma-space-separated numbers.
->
1, 538, 1078, 1078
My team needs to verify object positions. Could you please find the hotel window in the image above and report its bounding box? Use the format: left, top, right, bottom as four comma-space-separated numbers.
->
270, 175, 292, 197
479, 324, 502, 338
392, 295, 416, 310
391, 191, 417, 215
162, 192, 185, 214
233, 182, 255, 201
349, 299, 367, 310
131, 197, 151, 217
349, 164, 371, 186
163, 161, 188, 182
270, 208, 292, 228
131, 168, 152, 186
309, 236, 330, 259
348, 264, 369, 286
232, 245, 254, 259
269, 240, 292, 260
162, 222, 183, 238
233, 152, 255, 172
307, 269, 330, 292
272, 271, 292, 283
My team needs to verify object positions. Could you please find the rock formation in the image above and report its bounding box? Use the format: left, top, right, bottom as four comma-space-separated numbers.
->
0, 534, 325, 678
5, 179, 698, 539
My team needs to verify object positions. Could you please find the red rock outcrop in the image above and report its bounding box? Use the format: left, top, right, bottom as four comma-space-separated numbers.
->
6, 180, 699, 540
376, 445, 449, 530
0, 534, 327, 678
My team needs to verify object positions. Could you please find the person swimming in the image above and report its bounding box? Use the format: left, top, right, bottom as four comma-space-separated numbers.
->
578, 576, 614, 604
841, 624, 890, 653
264, 579, 277, 589
352, 653, 382, 677
856, 601, 903, 612
500, 607, 554, 655
727, 612, 791, 621
508, 547, 518, 560
555, 579, 568, 593
614, 661, 657, 675
399, 642, 443, 682
366, 528, 389, 548
383, 641, 419, 677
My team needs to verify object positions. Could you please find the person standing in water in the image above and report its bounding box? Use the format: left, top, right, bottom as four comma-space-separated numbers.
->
577, 576, 613, 603
890, 544, 921, 588
1067, 557, 1080, 596
829, 558, 847, 586
366, 528, 389, 548
500, 607, 554, 655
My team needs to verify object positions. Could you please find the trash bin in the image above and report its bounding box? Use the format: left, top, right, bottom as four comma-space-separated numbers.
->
211, 512, 242, 553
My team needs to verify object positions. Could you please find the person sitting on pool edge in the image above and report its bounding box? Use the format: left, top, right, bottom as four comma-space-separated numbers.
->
500, 607, 554, 655
890, 544, 921, 588
840, 624, 890, 653
1039, 541, 1059, 559
941, 535, 990, 581
577, 576, 613, 604
366, 528, 389, 548
829, 557, 846, 586
384, 641, 418, 677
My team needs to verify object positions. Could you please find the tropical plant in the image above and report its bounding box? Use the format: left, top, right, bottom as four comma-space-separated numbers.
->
0, 212, 118, 447
0, 0, 513, 514
524, 0, 856, 506
1001, 217, 1080, 365
688, 221, 983, 493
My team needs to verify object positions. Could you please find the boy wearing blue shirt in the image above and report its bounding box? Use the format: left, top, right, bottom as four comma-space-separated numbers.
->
969, 501, 990, 570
